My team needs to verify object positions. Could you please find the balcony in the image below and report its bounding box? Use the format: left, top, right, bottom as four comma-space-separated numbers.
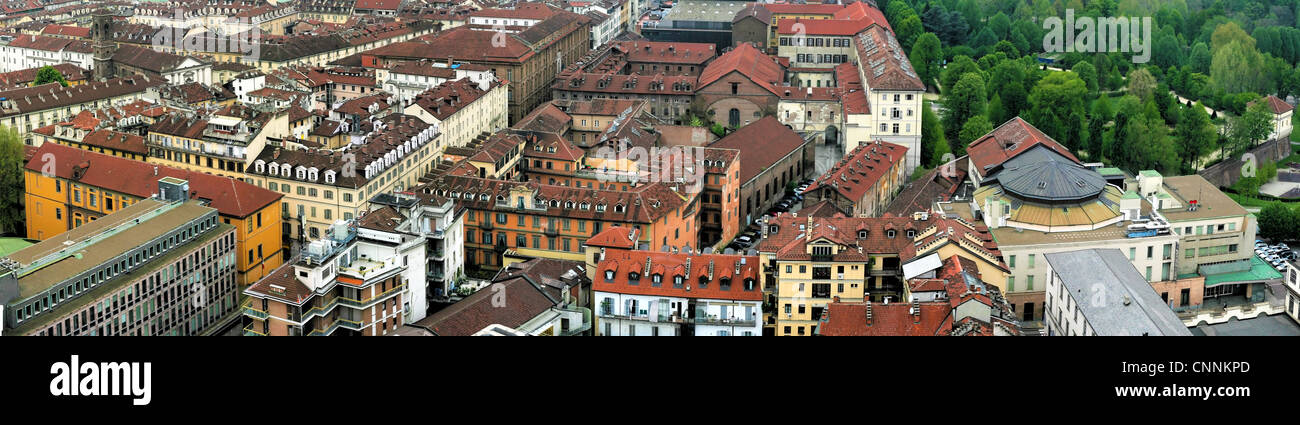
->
870, 268, 899, 276
693, 314, 757, 327
428, 269, 446, 281
242, 324, 266, 336
242, 300, 269, 319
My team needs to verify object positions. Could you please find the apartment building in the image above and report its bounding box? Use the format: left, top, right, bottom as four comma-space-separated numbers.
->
403, 78, 509, 153
362, 6, 591, 123
0, 75, 166, 144
415, 173, 698, 273
145, 104, 290, 179
31, 127, 148, 160
590, 246, 763, 336
1, 196, 239, 336
24, 143, 284, 286
802, 140, 907, 217
1044, 249, 1193, 336
364, 191, 466, 314
383, 60, 496, 103
245, 113, 442, 241
241, 220, 408, 336
0, 33, 94, 73
837, 24, 923, 171
816, 254, 1020, 336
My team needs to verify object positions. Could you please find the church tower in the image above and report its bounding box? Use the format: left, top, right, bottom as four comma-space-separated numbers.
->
92, 9, 117, 81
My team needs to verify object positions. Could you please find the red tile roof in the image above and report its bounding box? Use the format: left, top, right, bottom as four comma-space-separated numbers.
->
1255, 95, 1295, 114
966, 117, 1079, 178
777, 17, 872, 36
410, 78, 496, 121
413, 276, 558, 336
585, 226, 638, 249
25, 143, 282, 218
761, 3, 844, 15
620, 40, 717, 65
593, 249, 763, 301
816, 301, 954, 336
853, 25, 923, 91
698, 43, 786, 95
756, 214, 934, 261
803, 141, 906, 203
40, 24, 89, 38
708, 116, 809, 185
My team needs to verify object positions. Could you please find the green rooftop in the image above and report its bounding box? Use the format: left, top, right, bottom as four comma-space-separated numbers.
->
1098, 167, 1124, 176
1140, 170, 1162, 177
1201, 256, 1283, 287
1122, 190, 1141, 200
0, 238, 34, 258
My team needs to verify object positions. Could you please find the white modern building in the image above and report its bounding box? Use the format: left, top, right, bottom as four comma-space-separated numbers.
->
361, 191, 467, 322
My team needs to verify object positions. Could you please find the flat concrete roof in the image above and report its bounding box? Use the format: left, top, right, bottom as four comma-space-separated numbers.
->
1045, 248, 1192, 336
12, 200, 215, 300
1158, 175, 1248, 222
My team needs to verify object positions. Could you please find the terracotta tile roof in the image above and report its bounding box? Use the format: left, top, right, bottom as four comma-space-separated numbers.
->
761, 3, 844, 15
244, 257, 314, 305
1252, 94, 1294, 114
585, 225, 638, 249
40, 24, 89, 38
75, 129, 148, 155
815, 300, 954, 336
470, 2, 559, 20
698, 43, 786, 95
410, 78, 495, 121
251, 113, 434, 189
417, 175, 694, 224
25, 142, 282, 218
5, 33, 92, 53
832, 1, 891, 32
797, 199, 847, 217
553, 72, 698, 96
777, 18, 873, 36
733, 2, 772, 24
0, 76, 165, 117
0, 63, 90, 88
521, 131, 584, 162
834, 63, 870, 114
594, 248, 763, 301
853, 25, 923, 91
111, 44, 201, 74
756, 214, 934, 261
620, 40, 716, 65
354, 0, 401, 10
708, 116, 809, 185
966, 117, 1079, 178
804, 141, 906, 202
413, 276, 558, 336
358, 205, 405, 232
514, 101, 572, 133
884, 158, 967, 216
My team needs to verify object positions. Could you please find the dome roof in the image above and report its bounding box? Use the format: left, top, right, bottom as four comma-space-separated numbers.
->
987, 145, 1106, 202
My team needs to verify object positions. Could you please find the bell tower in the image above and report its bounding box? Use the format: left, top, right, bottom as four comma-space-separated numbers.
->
92, 9, 117, 81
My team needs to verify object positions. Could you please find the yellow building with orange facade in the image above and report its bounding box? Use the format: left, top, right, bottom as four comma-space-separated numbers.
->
23, 143, 285, 286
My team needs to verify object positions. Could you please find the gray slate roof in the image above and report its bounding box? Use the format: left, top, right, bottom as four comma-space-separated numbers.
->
986, 144, 1106, 202
1045, 249, 1192, 336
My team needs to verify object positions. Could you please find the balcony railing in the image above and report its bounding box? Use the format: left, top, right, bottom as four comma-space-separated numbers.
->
693, 315, 757, 327
242, 300, 269, 319
242, 324, 266, 336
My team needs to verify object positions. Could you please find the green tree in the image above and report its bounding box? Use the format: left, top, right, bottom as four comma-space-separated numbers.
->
0, 126, 24, 235
1224, 100, 1273, 158
1211, 40, 1269, 94
909, 33, 943, 89
940, 55, 982, 94
987, 92, 1006, 125
1174, 101, 1216, 173
1257, 203, 1296, 242
921, 100, 950, 167
1088, 95, 1113, 162
33, 66, 68, 87
1189, 42, 1212, 74
1026, 72, 1088, 151
958, 115, 994, 148
896, 15, 924, 50
1127, 68, 1157, 101
1071, 61, 1098, 94
942, 73, 988, 144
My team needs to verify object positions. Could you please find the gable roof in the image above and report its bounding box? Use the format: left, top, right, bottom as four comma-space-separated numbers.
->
413, 276, 558, 336
697, 42, 785, 95
966, 117, 1080, 178
25, 143, 282, 218
708, 116, 808, 184
593, 249, 763, 301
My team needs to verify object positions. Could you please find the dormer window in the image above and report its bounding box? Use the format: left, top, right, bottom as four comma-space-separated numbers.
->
604, 270, 614, 282
295, 166, 306, 180
652, 274, 662, 286
628, 272, 640, 285
479, 194, 489, 201
906, 229, 916, 238
614, 204, 625, 213
596, 204, 606, 212
698, 275, 709, 289
255, 160, 265, 173
673, 275, 683, 288
324, 170, 336, 184
858, 230, 868, 239
769, 225, 779, 234
496, 195, 507, 205
719, 278, 731, 291
580, 202, 590, 210
565, 201, 574, 209
308, 168, 319, 181
745, 278, 755, 291
887, 230, 896, 238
